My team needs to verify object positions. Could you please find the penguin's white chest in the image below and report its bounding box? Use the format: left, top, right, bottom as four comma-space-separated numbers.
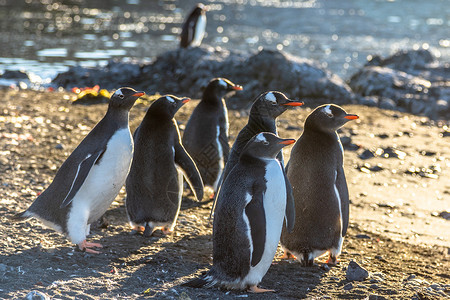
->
244, 160, 287, 285
67, 128, 133, 241
192, 14, 206, 47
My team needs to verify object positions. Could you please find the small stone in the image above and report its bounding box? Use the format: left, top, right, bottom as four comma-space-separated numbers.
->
355, 234, 371, 239
430, 283, 442, 291
379, 98, 397, 110
370, 284, 380, 289
406, 274, 416, 281
54, 143, 64, 150
438, 211, 450, 220
359, 149, 375, 160
24, 290, 50, 300
343, 282, 354, 290
346, 260, 369, 282
369, 295, 387, 300
375, 255, 387, 263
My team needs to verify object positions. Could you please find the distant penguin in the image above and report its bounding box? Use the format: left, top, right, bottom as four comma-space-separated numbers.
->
180, 3, 207, 48
125, 95, 204, 237
182, 132, 296, 292
210, 91, 303, 221
182, 78, 243, 191
12, 88, 145, 253
280, 104, 359, 266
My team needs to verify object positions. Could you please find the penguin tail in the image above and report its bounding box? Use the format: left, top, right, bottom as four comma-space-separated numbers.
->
9, 210, 31, 222
181, 271, 216, 289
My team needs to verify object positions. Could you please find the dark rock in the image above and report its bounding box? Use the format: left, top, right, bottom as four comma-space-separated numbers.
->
1, 70, 30, 80
346, 261, 369, 282
377, 133, 389, 139
375, 255, 387, 263
379, 98, 397, 110
359, 96, 379, 107
377, 147, 406, 159
359, 149, 375, 160
343, 282, 354, 290
366, 48, 434, 71
368, 294, 387, 300
442, 130, 450, 137
54, 143, 64, 150
53, 47, 355, 109
286, 125, 302, 131
355, 234, 371, 239
438, 211, 450, 220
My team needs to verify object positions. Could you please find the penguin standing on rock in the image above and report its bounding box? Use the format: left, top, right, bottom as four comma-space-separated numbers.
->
210, 91, 303, 223
12, 88, 145, 253
180, 3, 207, 48
280, 104, 359, 266
182, 132, 296, 292
182, 78, 243, 192
125, 95, 204, 237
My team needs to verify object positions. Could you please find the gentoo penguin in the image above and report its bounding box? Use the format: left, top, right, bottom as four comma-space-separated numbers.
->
280, 104, 359, 266
182, 132, 296, 292
180, 3, 207, 48
210, 91, 303, 225
125, 95, 204, 237
182, 78, 243, 191
12, 88, 145, 253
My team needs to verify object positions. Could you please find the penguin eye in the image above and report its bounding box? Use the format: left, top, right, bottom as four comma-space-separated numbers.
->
326, 113, 333, 118
262, 141, 269, 145
118, 94, 124, 99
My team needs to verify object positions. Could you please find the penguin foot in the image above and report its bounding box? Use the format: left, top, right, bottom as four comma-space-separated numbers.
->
326, 255, 339, 266
279, 251, 297, 260
162, 226, 174, 235
248, 285, 275, 293
130, 226, 145, 235
78, 240, 103, 254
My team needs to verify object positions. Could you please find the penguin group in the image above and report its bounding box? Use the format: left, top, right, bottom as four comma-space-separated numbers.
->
11, 2, 360, 295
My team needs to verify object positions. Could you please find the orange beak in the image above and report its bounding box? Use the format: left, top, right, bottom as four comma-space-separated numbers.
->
283, 101, 304, 107
279, 139, 296, 145
344, 114, 359, 120
232, 85, 243, 91
133, 92, 145, 97
182, 98, 190, 104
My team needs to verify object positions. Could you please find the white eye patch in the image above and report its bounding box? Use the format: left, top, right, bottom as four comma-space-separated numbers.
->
166, 96, 175, 103
323, 105, 333, 117
218, 79, 228, 88
265, 92, 277, 103
254, 133, 268, 143
113, 89, 123, 97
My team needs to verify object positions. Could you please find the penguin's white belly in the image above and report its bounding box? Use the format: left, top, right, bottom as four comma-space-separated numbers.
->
192, 14, 206, 47
244, 160, 287, 286
212, 125, 224, 190
67, 128, 133, 243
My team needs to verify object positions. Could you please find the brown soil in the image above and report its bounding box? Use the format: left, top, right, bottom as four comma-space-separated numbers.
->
0, 88, 449, 299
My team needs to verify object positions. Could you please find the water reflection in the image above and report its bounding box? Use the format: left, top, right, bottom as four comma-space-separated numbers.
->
0, 0, 448, 84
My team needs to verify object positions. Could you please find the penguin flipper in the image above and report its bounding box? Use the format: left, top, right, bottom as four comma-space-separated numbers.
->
336, 167, 350, 236
219, 126, 230, 166
283, 168, 296, 233
60, 147, 106, 208
245, 182, 266, 267
174, 142, 204, 201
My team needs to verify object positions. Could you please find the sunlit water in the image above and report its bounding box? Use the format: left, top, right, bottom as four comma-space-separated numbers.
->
0, 0, 448, 86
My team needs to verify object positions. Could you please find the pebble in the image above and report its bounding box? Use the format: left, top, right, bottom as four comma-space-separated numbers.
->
368, 294, 387, 300
359, 149, 375, 160
346, 261, 369, 282
343, 282, 354, 290
355, 234, 371, 239
54, 143, 64, 150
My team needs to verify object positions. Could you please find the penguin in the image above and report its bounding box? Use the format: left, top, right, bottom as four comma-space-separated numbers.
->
180, 3, 207, 48
210, 91, 303, 225
280, 104, 359, 266
182, 78, 243, 192
182, 132, 296, 292
125, 95, 204, 237
12, 87, 145, 253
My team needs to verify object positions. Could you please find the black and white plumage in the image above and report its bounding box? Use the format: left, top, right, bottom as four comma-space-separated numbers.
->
12, 87, 144, 253
210, 91, 303, 227
182, 132, 295, 292
280, 104, 359, 266
125, 95, 204, 237
180, 3, 207, 48
182, 78, 243, 191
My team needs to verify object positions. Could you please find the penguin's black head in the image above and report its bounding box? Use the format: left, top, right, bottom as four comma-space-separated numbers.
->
242, 132, 295, 159
204, 78, 243, 100
148, 95, 190, 119
251, 91, 304, 119
193, 3, 208, 15
305, 104, 359, 132
109, 87, 144, 110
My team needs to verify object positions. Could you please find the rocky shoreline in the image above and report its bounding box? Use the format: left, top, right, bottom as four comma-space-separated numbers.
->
1, 46, 449, 121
